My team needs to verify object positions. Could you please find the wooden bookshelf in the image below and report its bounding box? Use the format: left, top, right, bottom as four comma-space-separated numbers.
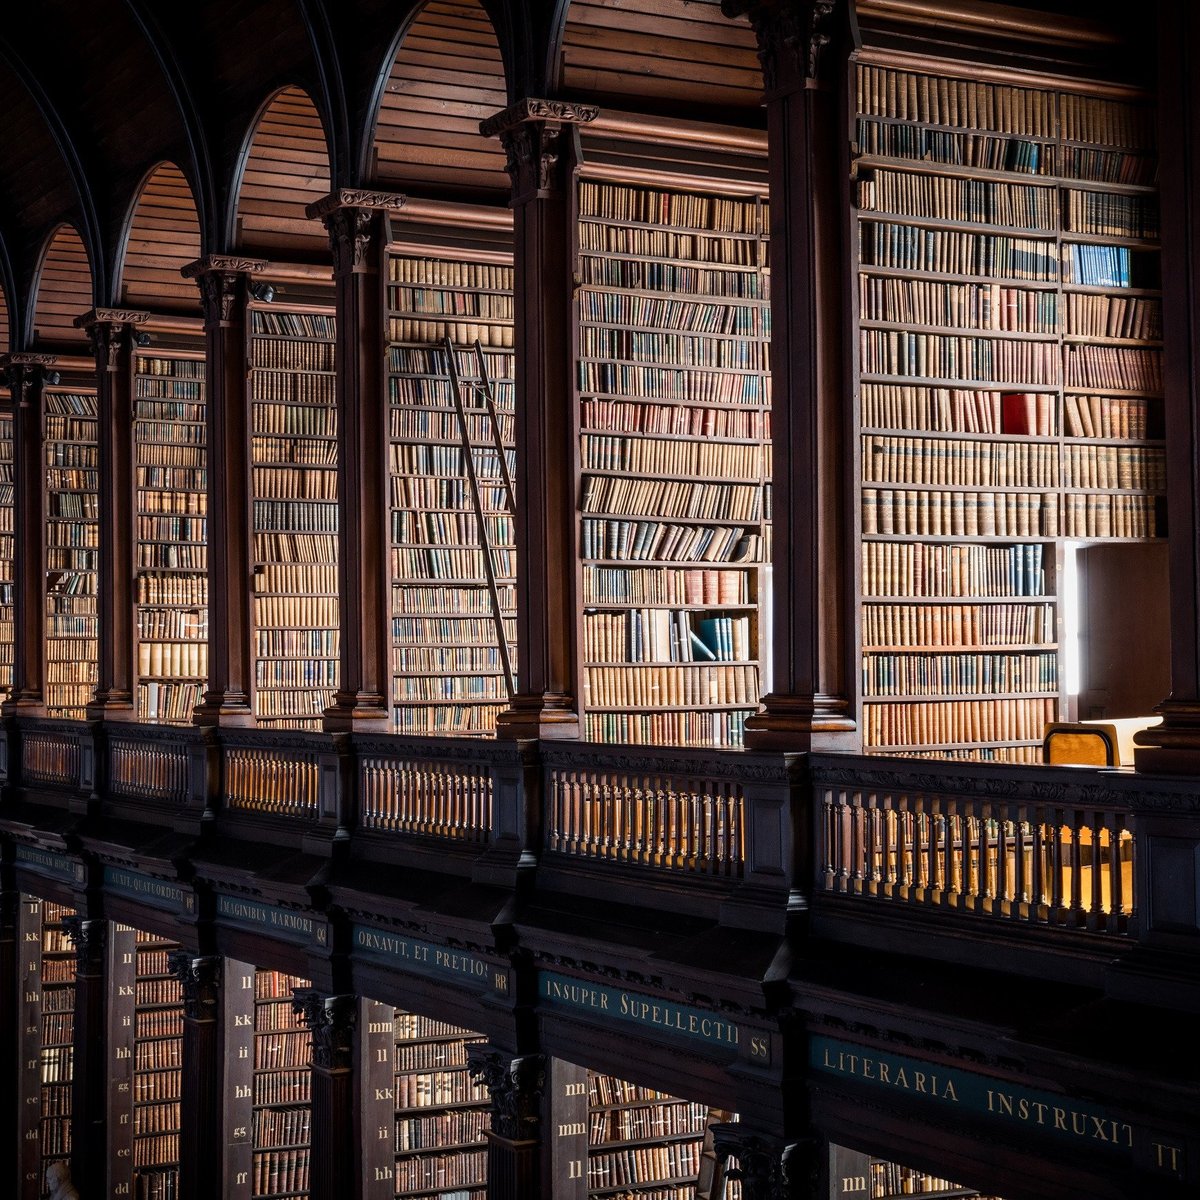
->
131, 931, 184, 1200
391, 1010, 490, 1198
26, 899, 76, 1196
852, 60, 1165, 761
134, 351, 208, 724
253, 969, 312, 1200
44, 389, 100, 718
0, 407, 12, 700
386, 253, 516, 736
247, 306, 339, 730
586, 1072, 740, 1200
575, 179, 772, 749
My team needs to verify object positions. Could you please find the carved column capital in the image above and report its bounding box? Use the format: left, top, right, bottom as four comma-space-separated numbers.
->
181, 256, 269, 328
292, 989, 357, 1071
74, 309, 149, 372
722, 0, 844, 92
480, 98, 598, 202
61, 915, 106, 973
0, 355, 57, 406
712, 1125, 816, 1200
167, 951, 221, 1020
305, 190, 408, 276
466, 1045, 546, 1140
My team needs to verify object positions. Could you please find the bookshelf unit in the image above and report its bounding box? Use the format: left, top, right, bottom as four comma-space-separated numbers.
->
44, 389, 100, 718
247, 305, 339, 730
575, 178, 772, 749
134, 350, 208, 724
586, 1072, 740, 1200
34, 900, 77, 1195
852, 60, 1165, 761
253, 969, 312, 1200
391, 1010, 490, 1198
386, 252, 517, 736
131, 930, 184, 1199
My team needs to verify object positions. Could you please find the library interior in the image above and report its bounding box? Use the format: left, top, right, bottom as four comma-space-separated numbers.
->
1, 0, 1199, 1197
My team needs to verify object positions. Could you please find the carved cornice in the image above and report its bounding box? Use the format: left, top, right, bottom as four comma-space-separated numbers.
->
187, 270, 249, 329
324, 205, 377, 276
479, 98, 599, 140
73, 308, 150, 329
61, 915, 106, 972
2, 357, 56, 406
722, 0, 843, 91
73, 311, 145, 372
181, 255, 268, 278
167, 951, 221, 1020
465, 1046, 545, 1141
480, 98, 598, 200
304, 189, 408, 220
0, 352, 59, 367
291, 989, 356, 1070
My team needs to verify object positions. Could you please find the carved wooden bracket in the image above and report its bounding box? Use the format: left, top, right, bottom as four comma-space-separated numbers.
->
74, 309, 150, 372
291, 989, 357, 1070
181, 256, 269, 329
61, 915, 107, 973
479, 98, 599, 202
306, 190, 408, 276
465, 1045, 546, 1140
711, 1125, 815, 1200
0, 355, 58, 406
167, 951, 221, 1021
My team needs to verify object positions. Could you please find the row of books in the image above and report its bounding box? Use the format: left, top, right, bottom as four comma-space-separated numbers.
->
862, 539, 1047, 601
588, 1140, 702, 1189
582, 610, 752, 664
857, 120, 1050, 175
580, 256, 766, 298
861, 222, 1057, 279
582, 663, 758, 708
861, 489, 1058, 537
389, 284, 513, 318
136, 1010, 184, 1039
582, 397, 768, 440
859, 278, 1060, 334
580, 290, 765, 335
390, 318, 513, 346
1064, 345, 1162, 391
580, 181, 761, 234
585, 709, 749, 749
861, 385, 1057, 435
863, 696, 1058, 747
580, 518, 758, 564
579, 361, 768, 404
251, 1148, 309, 1196
581, 327, 767, 370
394, 1148, 485, 1193
581, 433, 763, 478
138, 641, 207, 679
583, 566, 750, 607
862, 602, 1055, 647
1062, 445, 1165, 490
862, 651, 1058, 697
858, 168, 1057, 229
863, 435, 1061, 487
590, 1101, 708, 1143
860, 329, 1063, 383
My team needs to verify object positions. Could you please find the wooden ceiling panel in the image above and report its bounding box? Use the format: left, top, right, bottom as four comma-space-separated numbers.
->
370, 0, 508, 197
560, 0, 762, 111
0, 285, 9, 357
235, 87, 331, 259
31, 226, 92, 349
120, 163, 202, 313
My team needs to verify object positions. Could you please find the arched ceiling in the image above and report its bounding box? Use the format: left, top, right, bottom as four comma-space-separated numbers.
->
31, 225, 93, 351
234, 87, 332, 260
120, 163, 203, 314
370, 0, 509, 199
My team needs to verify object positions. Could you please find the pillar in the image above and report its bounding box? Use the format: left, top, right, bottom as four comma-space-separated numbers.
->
466, 1044, 546, 1199
722, 0, 858, 750
0, 355, 57, 714
181, 256, 267, 726
293, 989, 360, 1199
305, 191, 407, 732
62, 915, 108, 1187
169, 953, 226, 1200
711, 1125, 824, 1200
76, 309, 149, 721
1134, 0, 1200, 771
478, 99, 598, 740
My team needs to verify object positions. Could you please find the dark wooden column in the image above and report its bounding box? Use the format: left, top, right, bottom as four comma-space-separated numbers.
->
76, 309, 148, 721
712, 1125, 824, 1200
293, 990, 360, 1199
466, 1044, 546, 1200
722, 0, 858, 751
168, 952, 225, 1200
182, 256, 266, 727
306, 190, 406, 732
479, 99, 597, 741
0, 355, 57, 714
62, 915, 108, 1188
1134, 0, 1200, 772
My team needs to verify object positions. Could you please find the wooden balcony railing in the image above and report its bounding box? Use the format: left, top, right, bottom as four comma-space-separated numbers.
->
221, 732, 323, 820
808, 756, 1137, 935
356, 737, 492, 842
107, 724, 193, 806
20, 721, 85, 789
541, 744, 747, 878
